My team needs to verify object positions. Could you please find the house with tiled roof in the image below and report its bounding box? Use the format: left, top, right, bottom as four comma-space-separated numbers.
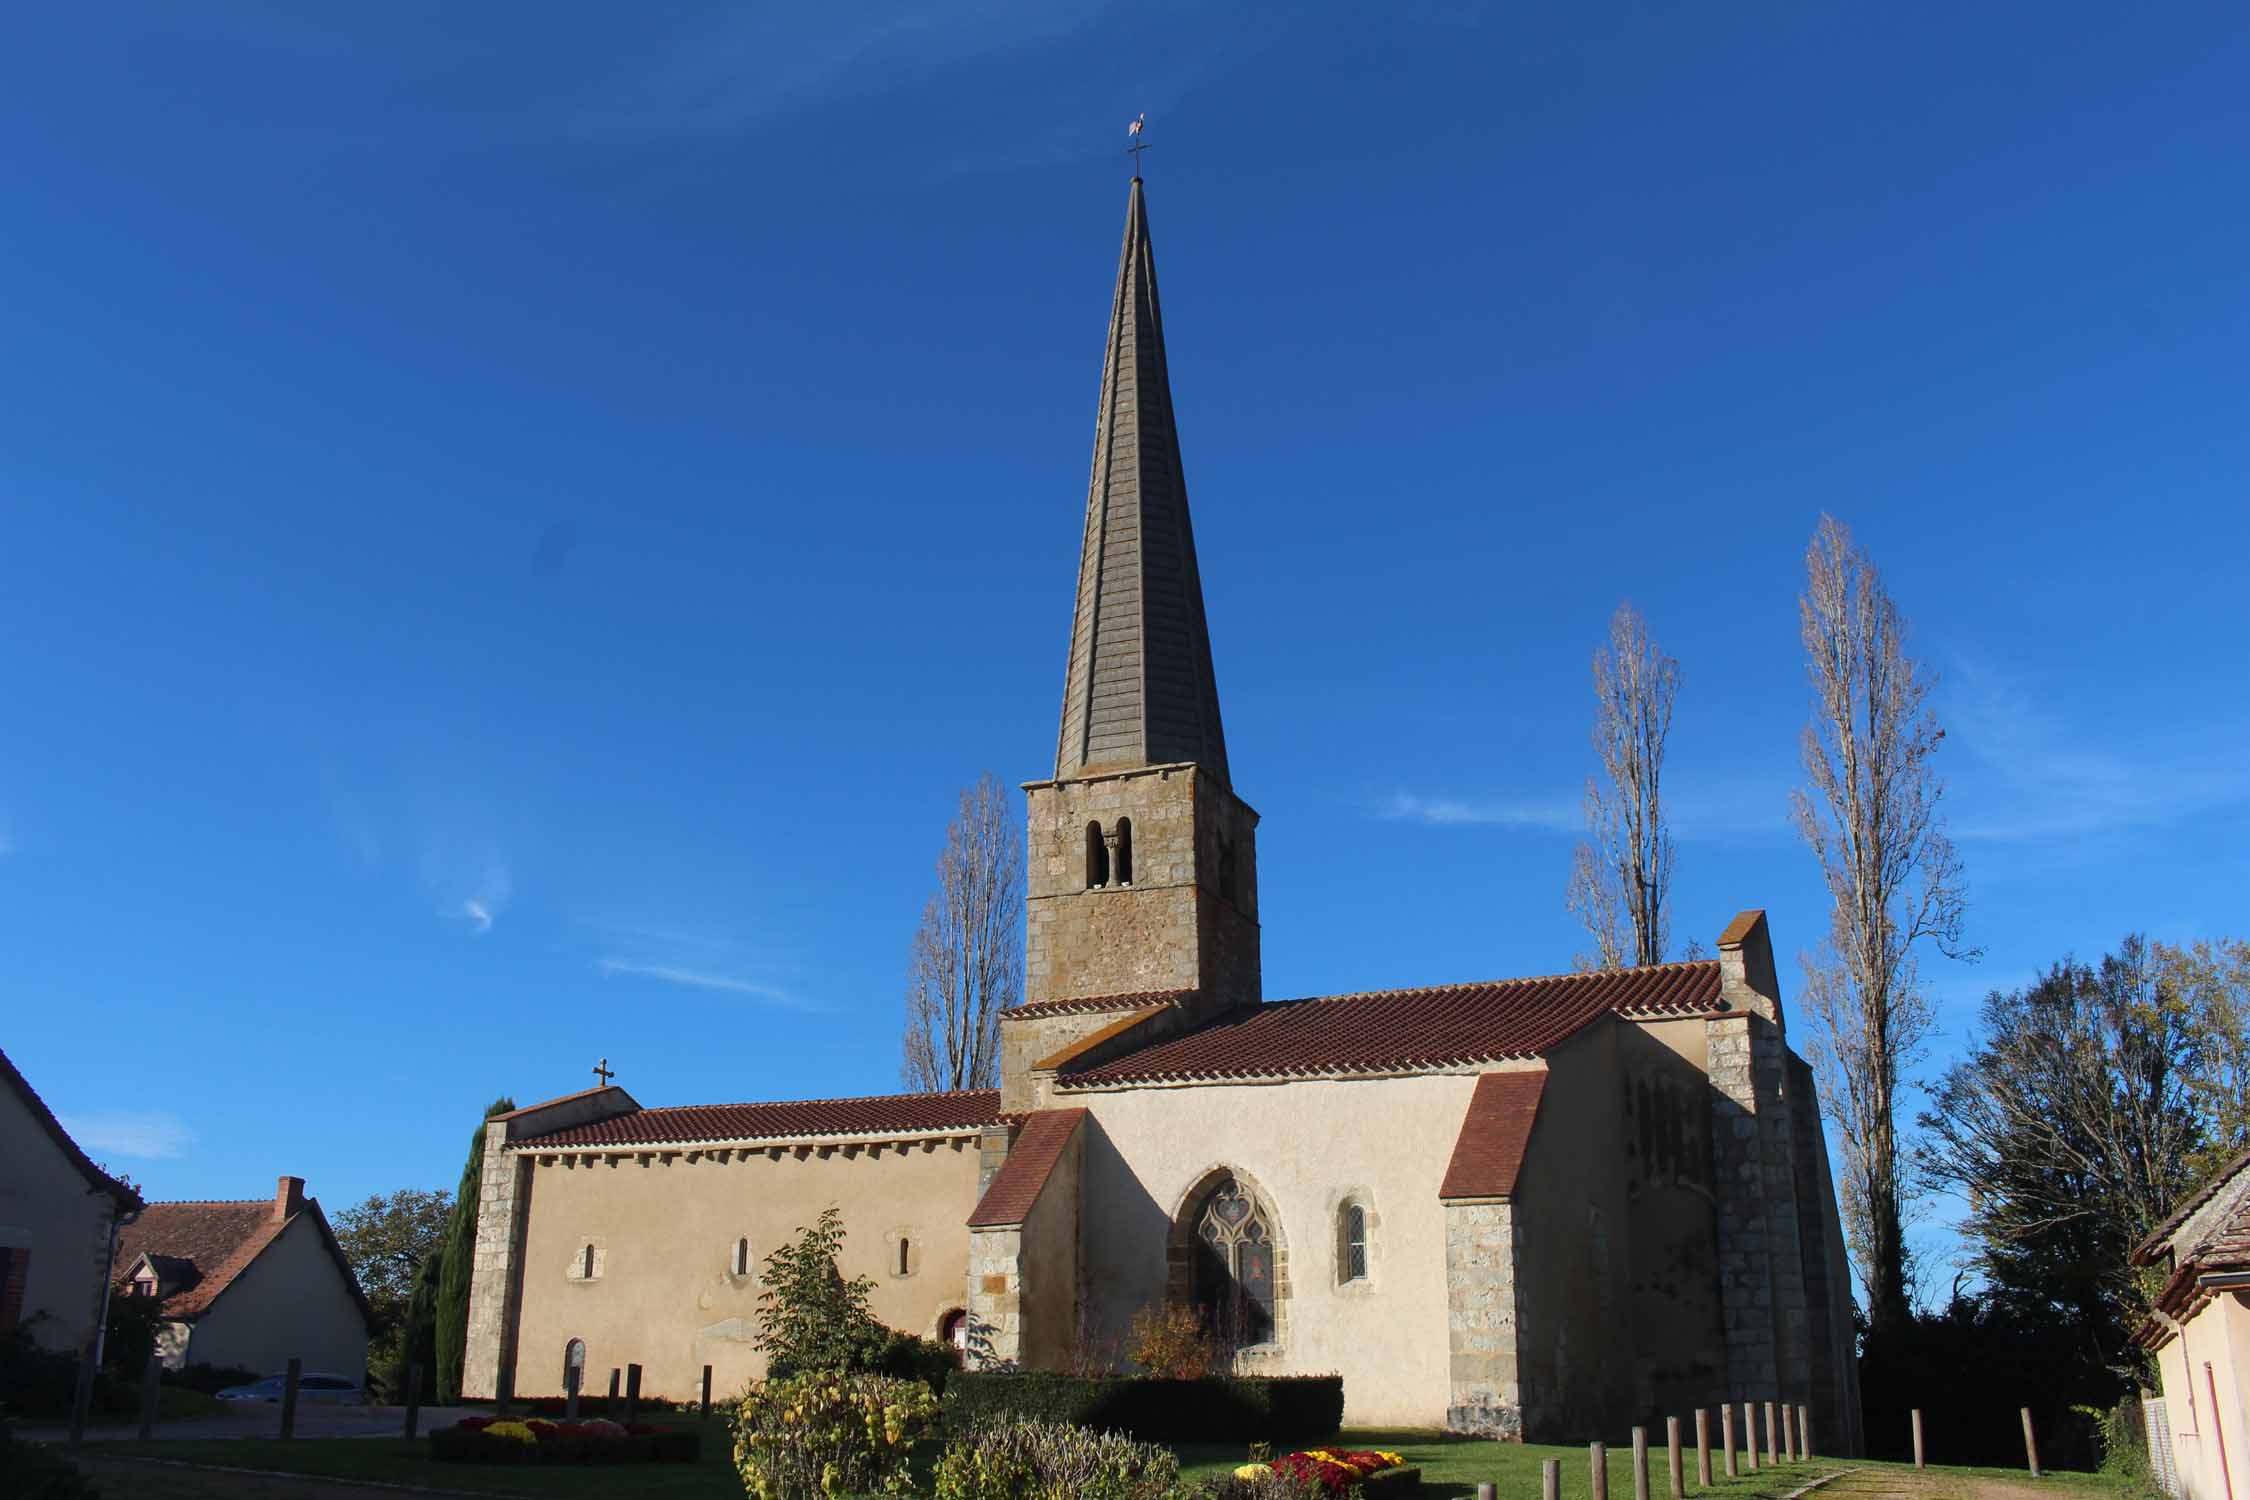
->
113, 1175, 372, 1382
461, 178, 1861, 1450
2131, 1151, 2250, 1499
0, 1047, 142, 1355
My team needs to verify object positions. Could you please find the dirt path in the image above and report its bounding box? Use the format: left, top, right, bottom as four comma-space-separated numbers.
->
1819, 1466, 2056, 1500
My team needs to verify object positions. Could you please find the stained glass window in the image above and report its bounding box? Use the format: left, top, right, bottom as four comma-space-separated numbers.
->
1194, 1176, 1275, 1347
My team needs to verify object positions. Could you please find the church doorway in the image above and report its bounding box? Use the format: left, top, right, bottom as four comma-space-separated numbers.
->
563, 1337, 586, 1390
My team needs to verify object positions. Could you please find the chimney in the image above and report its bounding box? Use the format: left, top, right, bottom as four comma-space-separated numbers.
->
1715, 909, 1783, 1029
274, 1175, 306, 1222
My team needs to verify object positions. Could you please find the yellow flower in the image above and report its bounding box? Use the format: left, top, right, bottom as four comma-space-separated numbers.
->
1235, 1463, 1274, 1480
483, 1420, 538, 1444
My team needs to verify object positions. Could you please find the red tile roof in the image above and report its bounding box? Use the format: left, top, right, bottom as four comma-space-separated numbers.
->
113, 1197, 371, 1327
2134, 1147, 2250, 1265
1059, 961, 1719, 1086
0, 1046, 143, 1211
1439, 1072, 1549, 1200
1003, 990, 1195, 1020
516, 1088, 1005, 1149
967, 1109, 1087, 1228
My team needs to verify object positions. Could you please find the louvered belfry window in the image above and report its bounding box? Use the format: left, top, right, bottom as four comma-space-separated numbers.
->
1194, 1176, 1274, 1347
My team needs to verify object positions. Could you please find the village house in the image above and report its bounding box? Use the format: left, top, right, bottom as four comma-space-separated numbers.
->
112, 1174, 372, 1382
0, 1047, 142, 1356
2135, 1150, 2250, 1500
462, 178, 1863, 1447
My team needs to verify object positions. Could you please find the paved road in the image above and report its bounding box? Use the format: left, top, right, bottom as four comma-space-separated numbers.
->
70, 1453, 483, 1498
15, 1404, 479, 1443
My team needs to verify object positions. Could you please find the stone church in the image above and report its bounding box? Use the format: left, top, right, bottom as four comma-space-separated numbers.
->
462, 179, 1863, 1449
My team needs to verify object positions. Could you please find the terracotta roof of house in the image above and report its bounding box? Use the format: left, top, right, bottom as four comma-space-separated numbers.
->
2134, 1147, 2250, 1265
1058, 961, 1719, 1087
516, 1089, 1006, 1149
1439, 1072, 1549, 1200
0, 1046, 143, 1211
112, 1197, 372, 1327
967, 1109, 1087, 1228
1003, 990, 1195, 1020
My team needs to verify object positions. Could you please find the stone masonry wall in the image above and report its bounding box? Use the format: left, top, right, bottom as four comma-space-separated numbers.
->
965, 1227, 1022, 1369
461, 1121, 530, 1400
1706, 1015, 1780, 1403
1444, 1200, 1525, 1439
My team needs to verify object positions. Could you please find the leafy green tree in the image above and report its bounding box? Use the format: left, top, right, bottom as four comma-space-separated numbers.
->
434, 1098, 512, 1403
754, 1206, 890, 1375
335, 1189, 451, 1334
2154, 937, 2250, 1180
1918, 937, 2203, 1380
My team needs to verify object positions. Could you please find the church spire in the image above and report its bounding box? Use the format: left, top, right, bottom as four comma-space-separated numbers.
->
1054, 178, 1231, 788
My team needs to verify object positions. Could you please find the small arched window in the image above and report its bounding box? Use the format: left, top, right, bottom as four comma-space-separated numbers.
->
564, 1338, 586, 1387
1340, 1203, 1368, 1283
897, 1236, 912, 1277
581, 1243, 596, 1279
1085, 821, 1109, 889
733, 1237, 750, 1277
1114, 817, 1133, 886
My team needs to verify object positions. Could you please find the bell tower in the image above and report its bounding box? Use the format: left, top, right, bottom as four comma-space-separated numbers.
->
1008, 178, 1260, 1104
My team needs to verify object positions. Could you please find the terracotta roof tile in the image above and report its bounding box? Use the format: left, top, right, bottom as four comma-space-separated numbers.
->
1059, 961, 1719, 1087
967, 1109, 1086, 1228
1003, 990, 1195, 1020
0, 1046, 142, 1210
2134, 1147, 2250, 1265
517, 1089, 1005, 1149
1439, 1072, 1548, 1200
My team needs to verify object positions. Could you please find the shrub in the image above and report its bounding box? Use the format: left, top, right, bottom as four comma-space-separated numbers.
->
756, 1206, 894, 1375
773, 1327, 959, 1398
729, 1370, 939, 1499
932, 1414, 1181, 1500
1128, 1302, 1213, 1379
943, 1371, 1343, 1445
0, 1320, 80, 1419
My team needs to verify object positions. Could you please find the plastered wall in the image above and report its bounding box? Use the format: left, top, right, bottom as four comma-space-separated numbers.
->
182, 1216, 369, 1379
0, 1082, 119, 1354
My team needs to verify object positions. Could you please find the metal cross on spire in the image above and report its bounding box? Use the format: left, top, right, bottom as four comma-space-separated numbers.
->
1126, 112, 1149, 176
592, 1057, 614, 1087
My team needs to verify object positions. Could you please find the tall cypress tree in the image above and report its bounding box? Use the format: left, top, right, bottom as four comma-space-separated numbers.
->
434, 1096, 514, 1403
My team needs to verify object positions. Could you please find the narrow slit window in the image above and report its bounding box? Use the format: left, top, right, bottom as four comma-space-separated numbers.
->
1086, 821, 1109, 889
1342, 1204, 1368, 1283
897, 1237, 911, 1277
733, 1237, 750, 1277
581, 1243, 596, 1279
1114, 817, 1133, 886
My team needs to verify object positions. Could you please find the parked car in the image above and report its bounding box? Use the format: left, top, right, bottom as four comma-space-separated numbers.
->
214, 1372, 363, 1404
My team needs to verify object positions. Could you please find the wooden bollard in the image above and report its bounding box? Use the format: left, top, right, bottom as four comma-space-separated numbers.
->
701, 1363, 713, 1417
1668, 1416, 1685, 1499
494, 1361, 513, 1417
1633, 1425, 1651, 1500
1780, 1403, 1795, 1462
1696, 1407, 1713, 1487
1543, 1458, 1562, 1500
1477, 1484, 1497, 1500
403, 1361, 422, 1440
625, 1363, 642, 1423
280, 1357, 302, 1440
1764, 1401, 1779, 1466
137, 1353, 161, 1441
1593, 1440, 1610, 1500
1745, 1402, 1759, 1471
564, 1363, 580, 1421
1800, 1403, 1813, 1459
1912, 1408, 1926, 1469
2023, 1407, 2042, 1478
1722, 1403, 1739, 1478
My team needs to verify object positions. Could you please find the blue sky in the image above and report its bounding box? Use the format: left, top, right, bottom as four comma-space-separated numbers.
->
4, 3, 2245, 1296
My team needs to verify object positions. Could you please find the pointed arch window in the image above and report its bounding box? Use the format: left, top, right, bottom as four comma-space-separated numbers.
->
1086, 821, 1109, 889
1193, 1176, 1276, 1348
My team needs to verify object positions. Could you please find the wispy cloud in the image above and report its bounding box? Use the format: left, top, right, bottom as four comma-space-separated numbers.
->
63, 1110, 195, 1161
464, 899, 496, 934
430, 846, 511, 936
598, 958, 815, 1011
1379, 791, 1579, 832
1944, 655, 2250, 842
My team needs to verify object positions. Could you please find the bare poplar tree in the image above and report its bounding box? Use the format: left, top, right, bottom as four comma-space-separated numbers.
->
1792, 513, 1974, 1333
901, 773, 1023, 1093
1567, 601, 1679, 969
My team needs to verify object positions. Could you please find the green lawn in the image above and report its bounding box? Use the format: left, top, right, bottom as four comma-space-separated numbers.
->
95, 1423, 2131, 1500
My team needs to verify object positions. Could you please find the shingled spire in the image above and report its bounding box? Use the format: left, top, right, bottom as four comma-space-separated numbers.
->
1054, 178, 1231, 788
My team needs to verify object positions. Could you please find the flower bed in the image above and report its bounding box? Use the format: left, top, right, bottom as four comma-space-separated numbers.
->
429, 1415, 700, 1465
1235, 1447, 1417, 1496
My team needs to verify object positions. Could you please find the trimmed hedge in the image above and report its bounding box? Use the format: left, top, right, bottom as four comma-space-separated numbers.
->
1364, 1465, 1422, 1495
943, 1372, 1342, 1444
429, 1426, 700, 1465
